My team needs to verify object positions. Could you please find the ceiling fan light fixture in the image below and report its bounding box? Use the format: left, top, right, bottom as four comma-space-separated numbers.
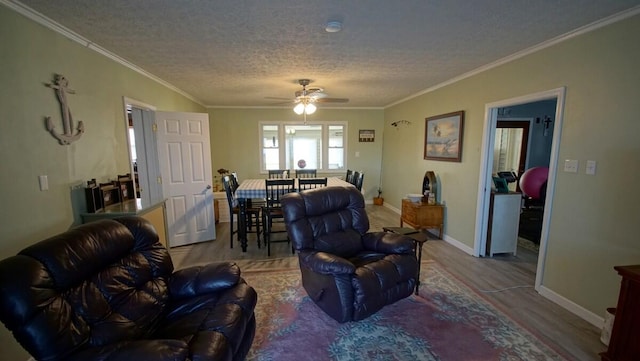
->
293, 102, 317, 115
293, 103, 305, 115
305, 103, 316, 114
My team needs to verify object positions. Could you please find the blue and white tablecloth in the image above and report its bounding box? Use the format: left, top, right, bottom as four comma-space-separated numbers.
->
235, 177, 353, 200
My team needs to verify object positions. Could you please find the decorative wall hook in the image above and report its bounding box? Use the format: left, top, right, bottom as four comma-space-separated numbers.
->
391, 119, 411, 128
44, 74, 84, 145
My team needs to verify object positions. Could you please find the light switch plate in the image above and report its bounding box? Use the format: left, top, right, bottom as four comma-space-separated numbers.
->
564, 159, 578, 173
38, 175, 49, 191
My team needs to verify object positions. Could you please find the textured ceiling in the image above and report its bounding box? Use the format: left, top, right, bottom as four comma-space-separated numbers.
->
11, 0, 640, 108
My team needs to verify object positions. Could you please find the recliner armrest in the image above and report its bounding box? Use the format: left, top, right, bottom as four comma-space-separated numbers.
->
299, 250, 356, 275
168, 262, 240, 300
362, 232, 415, 254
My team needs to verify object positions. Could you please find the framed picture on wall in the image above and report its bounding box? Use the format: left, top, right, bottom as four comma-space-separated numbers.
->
359, 129, 375, 142
424, 110, 464, 162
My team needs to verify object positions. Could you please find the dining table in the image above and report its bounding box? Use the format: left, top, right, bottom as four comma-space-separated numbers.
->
235, 176, 354, 252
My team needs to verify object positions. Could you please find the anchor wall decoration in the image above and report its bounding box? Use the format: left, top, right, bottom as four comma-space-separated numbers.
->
44, 74, 84, 145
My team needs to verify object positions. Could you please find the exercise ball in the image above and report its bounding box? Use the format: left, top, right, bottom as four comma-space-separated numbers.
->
519, 167, 548, 199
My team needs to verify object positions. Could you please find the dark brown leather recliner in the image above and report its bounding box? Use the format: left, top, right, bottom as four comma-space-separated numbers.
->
0, 216, 257, 361
281, 186, 418, 323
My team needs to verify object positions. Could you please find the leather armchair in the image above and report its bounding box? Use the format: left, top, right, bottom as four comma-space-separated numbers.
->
281, 186, 418, 323
0, 216, 257, 361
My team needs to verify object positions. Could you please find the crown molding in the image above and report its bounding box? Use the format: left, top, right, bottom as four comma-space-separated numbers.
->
385, 5, 640, 108
2, 0, 205, 107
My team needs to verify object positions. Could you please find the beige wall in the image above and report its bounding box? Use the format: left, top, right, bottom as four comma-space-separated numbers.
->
0, 7, 204, 359
207, 107, 384, 198
383, 14, 640, 318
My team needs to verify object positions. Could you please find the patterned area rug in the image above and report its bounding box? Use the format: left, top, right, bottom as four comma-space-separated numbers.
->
242, 261, 566, 361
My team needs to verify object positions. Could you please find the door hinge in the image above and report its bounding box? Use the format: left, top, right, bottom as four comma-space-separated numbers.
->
157, 176, 162, 184
152, 123, 158, 132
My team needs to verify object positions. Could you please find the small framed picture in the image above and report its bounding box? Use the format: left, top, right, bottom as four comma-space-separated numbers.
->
359, 129, 375, 142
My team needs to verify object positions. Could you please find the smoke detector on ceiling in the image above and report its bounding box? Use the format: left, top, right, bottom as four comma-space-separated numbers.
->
325, 21, 342, 33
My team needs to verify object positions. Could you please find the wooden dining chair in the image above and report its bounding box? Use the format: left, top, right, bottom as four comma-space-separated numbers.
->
268, 169, 290, 179
263, 178, 296, 256
352, 171, 364, 191
298, 177, 327, 191
345, 169, 354, 183
230, 172, 240, 191
222, 175, 262, 249
295, 169, 317, 178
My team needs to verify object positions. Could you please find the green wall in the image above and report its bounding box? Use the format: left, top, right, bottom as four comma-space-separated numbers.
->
0, 7, 204, 359
383, 14, 640, 318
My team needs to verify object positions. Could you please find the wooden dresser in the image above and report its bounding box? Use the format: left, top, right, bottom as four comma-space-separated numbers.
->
400, 198, 444, 239
601, 265, 640, 361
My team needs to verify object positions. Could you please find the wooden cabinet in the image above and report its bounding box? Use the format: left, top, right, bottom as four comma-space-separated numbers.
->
81, 199, 168, 248
400, 198, 444, 238
601, 265, 640, 361
214, 192, 230, 222
140, 204, 168, 248
486, 192, 521, 256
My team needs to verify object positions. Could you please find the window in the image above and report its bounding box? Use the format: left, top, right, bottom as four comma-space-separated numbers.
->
128, 127, 137, 162
262, 125, 279, 170
260, 122, 347, 172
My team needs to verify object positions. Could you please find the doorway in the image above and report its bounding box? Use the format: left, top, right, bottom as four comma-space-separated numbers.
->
474, 87, 565, 290
495, 120, 531, 192
123, 97, 162, 203
122, 98, 217, 247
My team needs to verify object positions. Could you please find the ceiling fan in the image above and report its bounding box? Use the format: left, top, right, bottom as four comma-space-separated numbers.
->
267, 79, 349, 115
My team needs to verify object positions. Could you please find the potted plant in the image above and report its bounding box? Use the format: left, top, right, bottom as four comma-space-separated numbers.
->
373, 188, 384, 205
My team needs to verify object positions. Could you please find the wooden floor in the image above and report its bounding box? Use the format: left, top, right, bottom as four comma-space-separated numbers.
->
169, 204, 604, 361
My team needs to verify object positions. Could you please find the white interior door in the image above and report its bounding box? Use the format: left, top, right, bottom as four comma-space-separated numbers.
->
156, 111, 216, 247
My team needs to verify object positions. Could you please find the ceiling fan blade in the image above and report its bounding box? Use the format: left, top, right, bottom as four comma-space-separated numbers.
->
315, 97, 349, 103
264, 96, 291, 101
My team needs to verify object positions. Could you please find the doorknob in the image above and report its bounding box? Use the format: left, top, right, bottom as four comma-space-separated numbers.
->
206, 185, 212, 190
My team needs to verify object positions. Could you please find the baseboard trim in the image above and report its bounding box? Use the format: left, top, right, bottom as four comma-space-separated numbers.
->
382, 202, 401, 214
443, 235, 475, 255
538, 285, 604, 328
380, 203, 474, 255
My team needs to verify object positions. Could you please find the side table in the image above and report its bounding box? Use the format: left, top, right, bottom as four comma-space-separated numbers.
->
400, 199, 444, 239
383, 226, 429, 295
